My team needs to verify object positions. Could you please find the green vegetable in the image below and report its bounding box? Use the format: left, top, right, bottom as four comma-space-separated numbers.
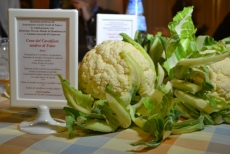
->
148, 33, 167, 66
58, 74, 93, 114
134, 31, 167, 66
163, 6, 197, 74
76, 116, 117, 132
170, 78, 202, 93
59, 74, 132, 136
210, 108, 230, 124
163, 6, 230, 77
58, 5, 230, 150
128, 82, 177, 147
130, 5, 230, 148
138, 6, 230, 127
171, 115, 204, 134
174, 90, 215, 114
156, 63, 165, 87
105, 84, 131, 128
130, 6, 230, 147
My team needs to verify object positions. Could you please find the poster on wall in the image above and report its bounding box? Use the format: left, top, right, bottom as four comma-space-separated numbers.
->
8, 9, 78, 108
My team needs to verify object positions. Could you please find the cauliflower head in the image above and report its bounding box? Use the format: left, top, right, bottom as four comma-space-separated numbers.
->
78, 40, 156, 101
209, 57, 230, 100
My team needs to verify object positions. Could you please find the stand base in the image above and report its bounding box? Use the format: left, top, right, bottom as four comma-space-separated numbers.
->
18, 105, 66, 134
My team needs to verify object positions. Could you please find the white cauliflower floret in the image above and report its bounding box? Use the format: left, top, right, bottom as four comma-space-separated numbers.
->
78, 40, 156, 100
209, 58, 230, 100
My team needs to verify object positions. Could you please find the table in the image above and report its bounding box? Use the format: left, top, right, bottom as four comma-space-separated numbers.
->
0, 95, 230, 154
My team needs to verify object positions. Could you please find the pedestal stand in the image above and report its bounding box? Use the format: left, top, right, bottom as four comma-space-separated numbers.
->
18, 105, 66, 134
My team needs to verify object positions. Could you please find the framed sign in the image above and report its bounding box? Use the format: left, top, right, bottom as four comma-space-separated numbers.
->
96, 14, 137, 45
8, 9, 78, 109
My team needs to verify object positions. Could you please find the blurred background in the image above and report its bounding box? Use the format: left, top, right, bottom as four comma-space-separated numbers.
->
9, 0, 230, 37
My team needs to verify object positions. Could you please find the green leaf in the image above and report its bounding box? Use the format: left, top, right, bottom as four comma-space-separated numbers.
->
176, 101, 200, 119
65, 116, 78, 138
210, 112, 224, 124
156, 63, 165, 86
105, 84, 132, 128
189, 66, 214, 92
168, 6, 196, 39
171, 78, 202, 93
131, 137, 161, 148
164, 6, 230, 77
128, 105, 146, 128
63, 106, 81, 119
142, 33, 155, 52
134, 31, 152, 50
148, 34, 166, 66
171, 115, 204, 134
76, 116, 117, 132
131, 114, 164, 148
94, 100, 120, 128
221, 37, 230, 51
201, 112, 215, 125
120, 32, 156, 77
58, 74, 94, 114
131, 112, 174, 148
119, 50, 142, 99
63, 107, 81, 138
174, 90, 215, 114
176, 51, 230, 66
196, 35, 227, 53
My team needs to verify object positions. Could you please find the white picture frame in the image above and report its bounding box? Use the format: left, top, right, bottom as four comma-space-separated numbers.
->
8, 9, 78, 109
96, 14, 137, 45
